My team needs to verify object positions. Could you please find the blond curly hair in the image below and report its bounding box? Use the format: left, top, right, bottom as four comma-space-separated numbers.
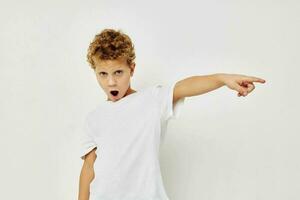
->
86, 28, 136, 70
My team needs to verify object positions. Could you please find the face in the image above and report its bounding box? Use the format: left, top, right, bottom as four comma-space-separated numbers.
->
93, 57, 136, 102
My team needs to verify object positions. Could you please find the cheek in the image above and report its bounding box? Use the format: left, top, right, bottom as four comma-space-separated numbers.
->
96, 77, 103, 84
120, 74, 131, 83
96, 78, 106, 88
120, 76, 131, 89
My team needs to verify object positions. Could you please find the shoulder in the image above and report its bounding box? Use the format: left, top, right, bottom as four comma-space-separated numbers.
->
149, 83, 164, 94
150, 81, 177, 97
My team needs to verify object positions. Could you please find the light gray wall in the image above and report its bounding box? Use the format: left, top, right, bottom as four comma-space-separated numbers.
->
1, 0, 299, 199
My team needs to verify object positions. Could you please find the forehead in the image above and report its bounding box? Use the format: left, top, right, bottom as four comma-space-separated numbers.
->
93, 57, 129, 72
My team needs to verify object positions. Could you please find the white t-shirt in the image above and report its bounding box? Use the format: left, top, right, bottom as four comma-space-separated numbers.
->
79, 81, 185, 200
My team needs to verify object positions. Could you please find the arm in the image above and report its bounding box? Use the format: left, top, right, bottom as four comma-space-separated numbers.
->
173, 73, 266, 103
78, 148, 97, 200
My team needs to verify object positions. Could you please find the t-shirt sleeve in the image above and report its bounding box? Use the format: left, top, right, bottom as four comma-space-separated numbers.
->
79, 118, 97, 160
153, 81, 186, 121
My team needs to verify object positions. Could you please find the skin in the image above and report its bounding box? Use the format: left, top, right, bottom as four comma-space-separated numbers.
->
78, 148, 97, 200
173, 73, 266, 104
220, 73, 265, 97
92, 56, 137, 102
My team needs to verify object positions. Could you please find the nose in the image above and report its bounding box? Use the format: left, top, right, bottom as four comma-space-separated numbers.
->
107, 75, 117, 86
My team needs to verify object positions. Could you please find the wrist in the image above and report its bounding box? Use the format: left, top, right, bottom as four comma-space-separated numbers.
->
215, 73, 227, 86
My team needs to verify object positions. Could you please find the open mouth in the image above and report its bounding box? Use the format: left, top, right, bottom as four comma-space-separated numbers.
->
110, 90, 119, 97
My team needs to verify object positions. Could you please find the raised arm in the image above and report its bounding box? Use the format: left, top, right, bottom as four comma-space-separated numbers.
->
173, 73, 266, 104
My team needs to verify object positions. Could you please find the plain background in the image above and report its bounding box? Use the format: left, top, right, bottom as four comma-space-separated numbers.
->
1, 0, 299, 199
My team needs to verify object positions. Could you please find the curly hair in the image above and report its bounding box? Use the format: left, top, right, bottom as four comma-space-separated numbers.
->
86, 28, 136, 70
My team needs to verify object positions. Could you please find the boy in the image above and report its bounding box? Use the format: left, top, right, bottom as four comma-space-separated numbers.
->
78, 29, 266, 200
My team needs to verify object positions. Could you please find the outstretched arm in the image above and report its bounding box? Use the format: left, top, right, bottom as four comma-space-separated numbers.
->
173, 73, 266, 104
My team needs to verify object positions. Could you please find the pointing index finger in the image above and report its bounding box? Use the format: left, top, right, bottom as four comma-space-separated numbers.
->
246, 76, 266, 83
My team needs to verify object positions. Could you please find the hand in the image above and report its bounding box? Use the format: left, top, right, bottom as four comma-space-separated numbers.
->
219, 73, 266, 97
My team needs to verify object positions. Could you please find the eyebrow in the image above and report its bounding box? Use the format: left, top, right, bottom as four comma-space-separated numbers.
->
97, 69, 123, 73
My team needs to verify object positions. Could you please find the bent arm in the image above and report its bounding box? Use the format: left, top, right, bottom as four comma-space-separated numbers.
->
78, 148, 97, 200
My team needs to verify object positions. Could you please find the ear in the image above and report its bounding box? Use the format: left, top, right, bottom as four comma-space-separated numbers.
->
130, 63, 136, 76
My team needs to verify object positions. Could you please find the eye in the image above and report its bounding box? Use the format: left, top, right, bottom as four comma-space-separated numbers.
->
115, 70, 123, 75
99, 72, 107, 76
